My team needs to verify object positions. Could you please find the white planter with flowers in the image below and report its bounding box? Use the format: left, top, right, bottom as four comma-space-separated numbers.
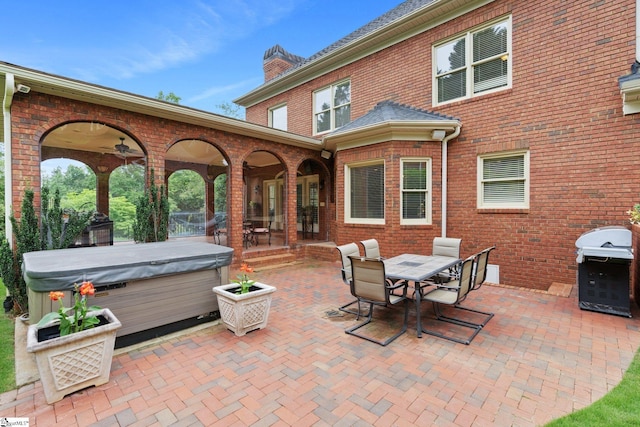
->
26, 281, 121, 404
212, 263, 276, 336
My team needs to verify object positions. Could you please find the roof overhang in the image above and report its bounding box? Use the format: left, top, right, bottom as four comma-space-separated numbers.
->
0, 62, 321, 150
322, 119, 461, 152
620, 74, 640, 115
235, 0, 495, 107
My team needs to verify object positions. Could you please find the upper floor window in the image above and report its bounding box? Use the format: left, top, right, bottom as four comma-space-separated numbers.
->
434, 17, 511, 105
401, 158, 431, 225
314, 80, 351, 134
269, 104, 287, 131
477, 150, 529, 209
345, 160, 384, 224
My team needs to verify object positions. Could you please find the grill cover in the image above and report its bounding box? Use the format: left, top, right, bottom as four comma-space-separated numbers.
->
23, 240, 234, 292
575, 226, 633, 262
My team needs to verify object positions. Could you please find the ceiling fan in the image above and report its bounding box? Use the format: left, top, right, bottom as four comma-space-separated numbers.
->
102, 137, 145, 159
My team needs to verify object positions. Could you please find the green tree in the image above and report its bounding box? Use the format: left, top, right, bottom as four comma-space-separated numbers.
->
215, 102, 243, 119
0, 189, 41, 314
157, 91, 181, 104
109, 164, 144, 201
214, 174, 227, 213
62, 188, 97, 212
41, 186, 93, 250
43, 164, 94, 196
109, 196, 137, 240
134, 169, 169, 243
168, 170, 205, 213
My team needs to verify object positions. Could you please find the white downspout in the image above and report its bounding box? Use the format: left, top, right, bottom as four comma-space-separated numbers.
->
637, 0, 640, 63
440, 125, 461, 238
2, 74, 15, 245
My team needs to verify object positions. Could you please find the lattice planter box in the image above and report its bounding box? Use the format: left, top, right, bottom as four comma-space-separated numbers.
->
26, 308, 122, 404
212, 282, 276, 336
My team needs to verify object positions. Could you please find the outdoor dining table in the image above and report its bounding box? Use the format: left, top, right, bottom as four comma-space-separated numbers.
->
384, 254, 461, 338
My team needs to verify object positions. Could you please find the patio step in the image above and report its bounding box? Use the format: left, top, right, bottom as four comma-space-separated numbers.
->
242, 251, 298, 270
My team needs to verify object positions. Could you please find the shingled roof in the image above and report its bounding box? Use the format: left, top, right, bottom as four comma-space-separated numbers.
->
330, 100, 458, 135
268, 0, 435, 79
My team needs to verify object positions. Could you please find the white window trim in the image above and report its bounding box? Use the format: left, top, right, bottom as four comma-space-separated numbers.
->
344, 159, 385, 225
477, 150, 530, 209
268, 103, 287, 131
400, 158, 432, 225
433, 15, 512, 106
313, 79, 351, 136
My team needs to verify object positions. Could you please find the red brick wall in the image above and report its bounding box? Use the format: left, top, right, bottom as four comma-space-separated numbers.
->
246, 0, 640, 290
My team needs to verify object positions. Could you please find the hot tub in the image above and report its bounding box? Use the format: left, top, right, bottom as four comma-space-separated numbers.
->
23, 240, 233, 345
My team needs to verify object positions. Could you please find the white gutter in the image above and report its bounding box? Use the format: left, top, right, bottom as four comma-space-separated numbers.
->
2, 73, 14, 244
440, 125, 461, 238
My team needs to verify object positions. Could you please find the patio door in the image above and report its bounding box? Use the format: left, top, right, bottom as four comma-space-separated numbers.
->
263, 179, 284, 230
297, 175, 319, 234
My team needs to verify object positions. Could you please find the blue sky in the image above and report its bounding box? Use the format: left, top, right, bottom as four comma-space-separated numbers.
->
3, 0, 402, 115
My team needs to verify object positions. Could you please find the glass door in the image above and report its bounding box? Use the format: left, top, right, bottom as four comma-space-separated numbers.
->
297, 175, 319, 236
263, 179, 284, 230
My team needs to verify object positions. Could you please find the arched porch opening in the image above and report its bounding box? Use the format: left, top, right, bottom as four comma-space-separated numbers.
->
165, 139, 228, 243
40, 122, 147, 244
243, 150, 287, 250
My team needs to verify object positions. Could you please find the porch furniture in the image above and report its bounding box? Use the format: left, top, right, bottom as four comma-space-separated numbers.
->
243, 221, 255, 248
432, 237, 462, 283
421, 256, 481, 344
252, 220, 272, 246
452, 246, 496, 328
301, 207, 315, 240
360, 238, 383, 259
336, 243, 366, 317
213, 222, 226, 245
383, 253, 461, 338
345, 256, 409, 346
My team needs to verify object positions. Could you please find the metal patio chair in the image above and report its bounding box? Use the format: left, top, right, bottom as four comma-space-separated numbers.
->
345, 256, 409, 346
360, 238, 383, 259
336, 243, 367, 317
421, 256, 482, 345
431, 237, 462, 283
453, 246, 496, 328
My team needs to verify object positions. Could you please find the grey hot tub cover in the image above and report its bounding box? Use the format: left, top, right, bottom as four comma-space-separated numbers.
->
23, 240, 234, 292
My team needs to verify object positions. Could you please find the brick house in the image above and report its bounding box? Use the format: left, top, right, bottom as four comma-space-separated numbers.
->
235, 0, 640, 294
1, 0, 640, 297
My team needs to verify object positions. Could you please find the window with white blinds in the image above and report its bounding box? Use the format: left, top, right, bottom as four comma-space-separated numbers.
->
434, 17, 511, 105
401, 158, 431, 224
345, 161, 384, 224
478, 151, 529, 209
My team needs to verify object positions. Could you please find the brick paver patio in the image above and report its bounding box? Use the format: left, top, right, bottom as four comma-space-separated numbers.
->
2, 259, 639, 426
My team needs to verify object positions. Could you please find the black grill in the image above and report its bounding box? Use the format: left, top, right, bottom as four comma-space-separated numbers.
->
575, 226, 633, 317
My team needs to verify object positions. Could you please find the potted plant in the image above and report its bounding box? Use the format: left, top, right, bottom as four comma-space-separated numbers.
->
212, 263, 276, 336
26, 281, 122, 404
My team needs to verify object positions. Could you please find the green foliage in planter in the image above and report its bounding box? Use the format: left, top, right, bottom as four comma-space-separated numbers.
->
133, 169, 169, 243
627, 204, 640, 224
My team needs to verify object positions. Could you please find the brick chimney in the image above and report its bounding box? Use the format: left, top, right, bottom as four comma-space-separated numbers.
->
263, 44, 304, 82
